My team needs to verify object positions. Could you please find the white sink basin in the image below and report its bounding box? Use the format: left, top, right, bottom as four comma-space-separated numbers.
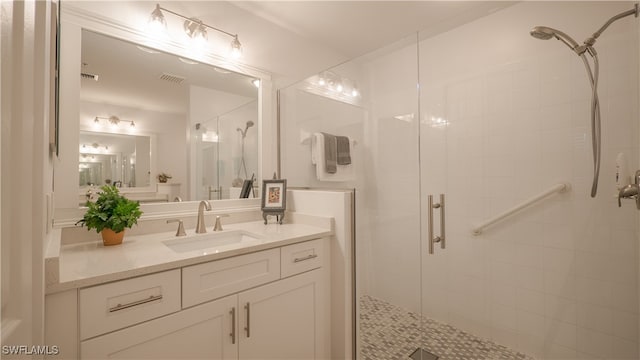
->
162, 230, 262, 253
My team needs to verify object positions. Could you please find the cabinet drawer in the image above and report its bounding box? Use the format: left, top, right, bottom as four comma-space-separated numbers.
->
280, 238, 324, 278
182, 248, 280, 308
79, 269, 181, 340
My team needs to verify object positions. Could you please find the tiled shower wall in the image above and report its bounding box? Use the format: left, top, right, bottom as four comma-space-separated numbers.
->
419, 2, 639, 359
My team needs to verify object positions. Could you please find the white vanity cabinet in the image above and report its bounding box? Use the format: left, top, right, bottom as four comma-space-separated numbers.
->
81, 294, 238, 359
47, 237, 328, 360
238, 269, 323, 359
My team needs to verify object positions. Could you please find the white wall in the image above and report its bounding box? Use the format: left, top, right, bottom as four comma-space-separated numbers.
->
419, 2, 639, 359
287, 189, 354, 360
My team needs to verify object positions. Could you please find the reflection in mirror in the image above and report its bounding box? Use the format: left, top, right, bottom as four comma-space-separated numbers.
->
195, 100, 258, 200
79, 131, 151, 188
77, 29, 259, 204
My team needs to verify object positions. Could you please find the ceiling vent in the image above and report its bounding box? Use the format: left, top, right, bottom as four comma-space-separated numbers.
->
159, 73, 185, 84
81, 72, 99, 81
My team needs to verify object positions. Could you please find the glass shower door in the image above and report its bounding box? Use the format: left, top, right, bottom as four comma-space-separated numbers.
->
417, 3, 640, 359
355, 34, 426, 360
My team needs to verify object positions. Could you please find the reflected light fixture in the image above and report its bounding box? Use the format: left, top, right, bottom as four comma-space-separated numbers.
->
148, 4, 168, 35
94, 116, 136, 129
183, 18, 208, 47
305, 71, 361, 106
148, 3, 243, 59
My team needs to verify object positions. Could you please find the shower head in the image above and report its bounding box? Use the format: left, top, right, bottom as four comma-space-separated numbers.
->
530, 26, 580, 52
530, 26, 555, 40
246, 120, 254, 128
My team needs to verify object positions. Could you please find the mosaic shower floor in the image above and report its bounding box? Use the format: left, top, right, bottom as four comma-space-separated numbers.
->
359, 295, 534, 360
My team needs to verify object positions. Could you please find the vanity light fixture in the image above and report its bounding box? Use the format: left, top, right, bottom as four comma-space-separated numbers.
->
94, 116, 136, 129
148, 3, 243, 59
304, 71, 362, 106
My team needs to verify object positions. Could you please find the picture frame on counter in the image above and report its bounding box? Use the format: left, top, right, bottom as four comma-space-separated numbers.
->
261, 179, 286, 224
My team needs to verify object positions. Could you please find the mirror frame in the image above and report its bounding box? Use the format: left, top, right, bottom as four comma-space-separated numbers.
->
55, 3, 272, 220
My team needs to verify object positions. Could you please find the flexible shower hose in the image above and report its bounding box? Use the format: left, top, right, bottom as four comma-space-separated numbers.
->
580, 50, 601, 198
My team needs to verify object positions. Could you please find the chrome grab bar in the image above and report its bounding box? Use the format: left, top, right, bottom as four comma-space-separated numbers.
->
293, 254, 318, 263
428, 194, 445, 254
472, 182, 570, 235
109, 294, 163, 313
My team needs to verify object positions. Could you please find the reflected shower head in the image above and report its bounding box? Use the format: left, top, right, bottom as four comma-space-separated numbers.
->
237, 121, 255, 138
530, 26, 580, 52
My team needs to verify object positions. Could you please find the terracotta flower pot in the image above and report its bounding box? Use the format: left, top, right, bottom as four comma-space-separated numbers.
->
101, 228, 125, 246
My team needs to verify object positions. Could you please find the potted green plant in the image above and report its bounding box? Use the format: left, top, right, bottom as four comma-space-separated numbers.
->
77, 185, 143, 246
157, 172, 172, 183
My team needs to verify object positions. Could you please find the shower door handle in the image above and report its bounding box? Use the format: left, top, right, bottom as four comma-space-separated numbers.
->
428, 194, 445, 254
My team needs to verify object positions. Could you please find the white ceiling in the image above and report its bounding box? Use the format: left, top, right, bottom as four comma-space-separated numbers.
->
228, 1, 515, 85
231, 1, 513, 59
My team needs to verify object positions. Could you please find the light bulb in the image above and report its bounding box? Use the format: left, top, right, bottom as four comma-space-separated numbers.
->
147, 4, 167, 36
193, 28, 207, 47
336, 83, 343, 92
230, 36, 242, 59
318, 78, 326, 86
351, 89, 359, 97
184, 19, 208, 49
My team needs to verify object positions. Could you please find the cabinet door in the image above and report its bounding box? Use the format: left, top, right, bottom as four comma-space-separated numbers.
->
81, 294, 237, 359
239, 269, 325, 360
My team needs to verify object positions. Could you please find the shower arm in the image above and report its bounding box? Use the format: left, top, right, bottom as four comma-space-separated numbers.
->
582, 4, 639, 48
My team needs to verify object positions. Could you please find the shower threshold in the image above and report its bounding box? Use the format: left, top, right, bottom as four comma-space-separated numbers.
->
409, 347, 438, 360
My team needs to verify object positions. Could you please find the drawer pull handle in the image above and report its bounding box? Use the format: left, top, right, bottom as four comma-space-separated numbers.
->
293, 254, 318, 263
108, 294, 163, 313
244, 302, 250, 338
230, 307, 236, 344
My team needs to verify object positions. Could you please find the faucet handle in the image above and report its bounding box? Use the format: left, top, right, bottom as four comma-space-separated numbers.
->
167, 219, 187, 236
213, 214, 230, 232
618, 184, 639, 208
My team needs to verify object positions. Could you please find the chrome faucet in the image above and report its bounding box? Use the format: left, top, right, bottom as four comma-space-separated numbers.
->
196, 200, 212, 233
618, 170, 640, 209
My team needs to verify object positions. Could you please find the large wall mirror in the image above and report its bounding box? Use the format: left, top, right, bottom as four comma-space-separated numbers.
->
65, 28, 260, 206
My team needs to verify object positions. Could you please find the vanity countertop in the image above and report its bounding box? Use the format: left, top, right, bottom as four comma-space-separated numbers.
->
46, 215, 333, 294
